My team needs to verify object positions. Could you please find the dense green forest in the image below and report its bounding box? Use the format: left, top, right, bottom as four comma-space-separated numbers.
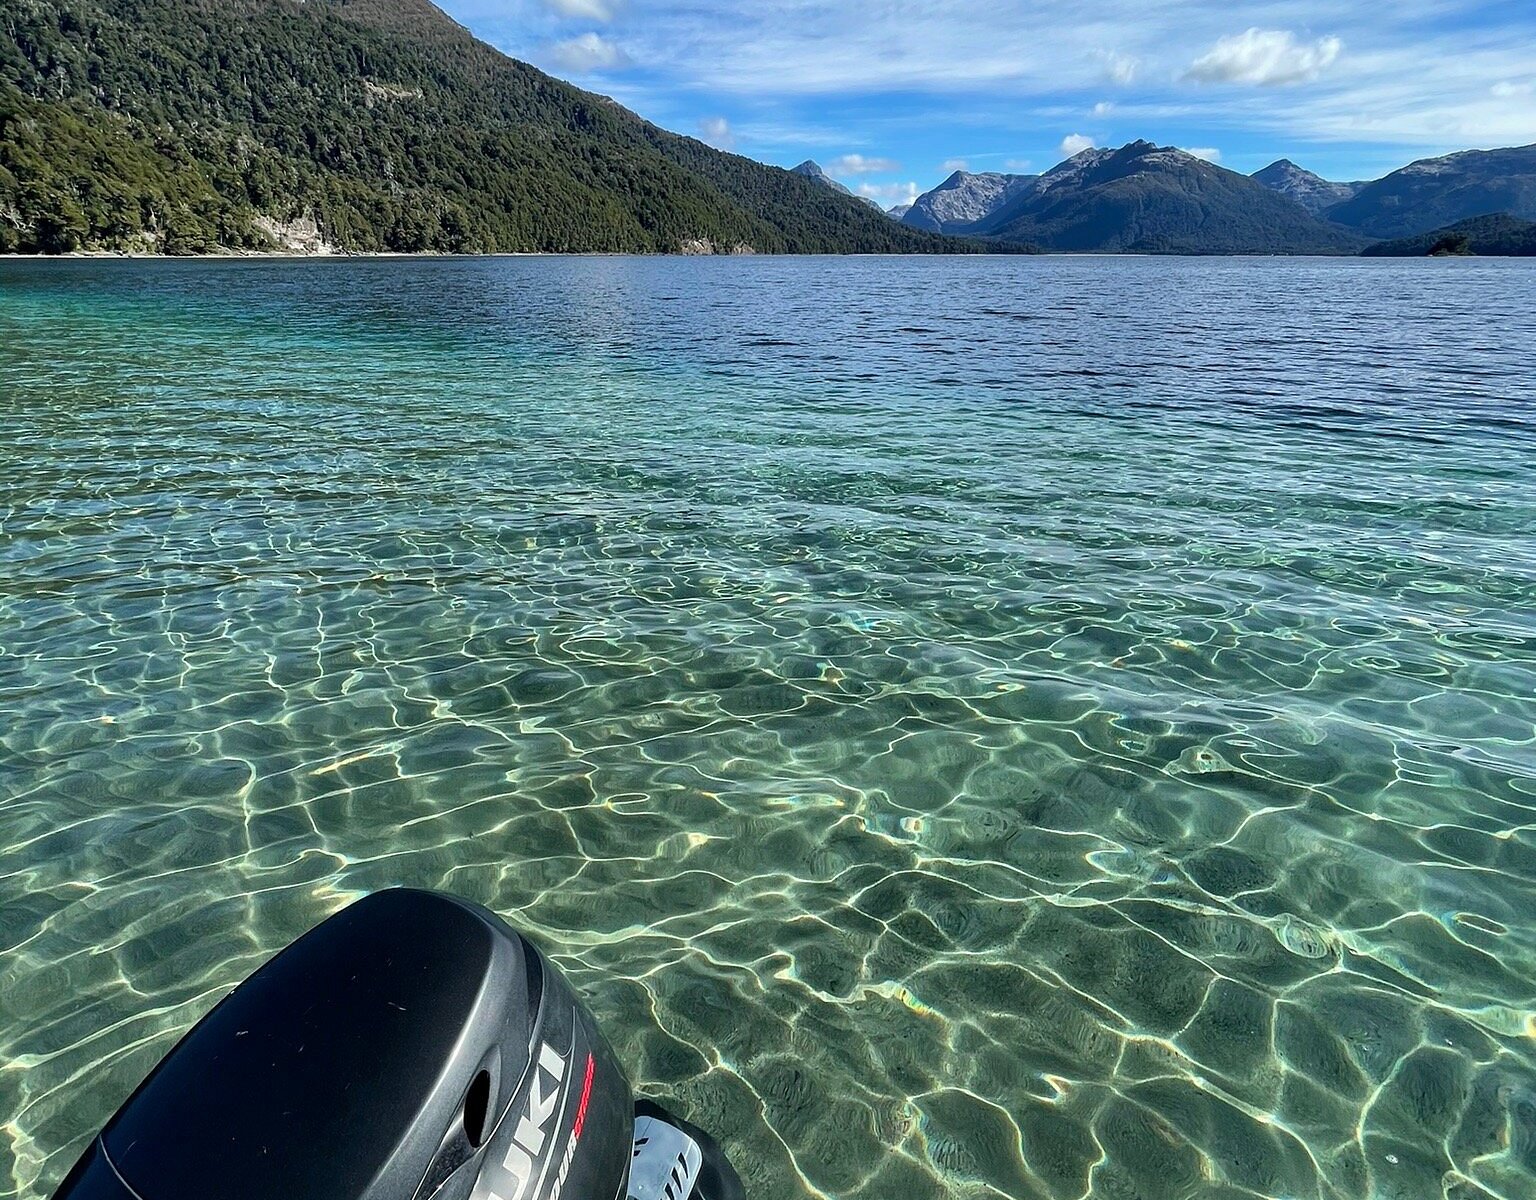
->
0, 0, 967, 254
1360, 213, 1536, 257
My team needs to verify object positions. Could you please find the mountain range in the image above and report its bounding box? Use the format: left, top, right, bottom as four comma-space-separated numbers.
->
3, 0, 1536, 257
892, 141, 1536, 255
894, 143, 1364, 254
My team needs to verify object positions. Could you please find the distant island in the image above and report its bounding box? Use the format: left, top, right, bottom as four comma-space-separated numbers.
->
3, 0, 1536, 257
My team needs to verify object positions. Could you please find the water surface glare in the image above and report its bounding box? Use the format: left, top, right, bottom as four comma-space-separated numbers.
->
2, 256, 1536, 1200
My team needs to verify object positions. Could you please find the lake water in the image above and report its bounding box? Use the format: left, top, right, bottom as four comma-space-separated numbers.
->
2, 255, 1534, 1200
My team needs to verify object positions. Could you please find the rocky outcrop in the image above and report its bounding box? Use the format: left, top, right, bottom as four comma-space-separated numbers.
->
677, 238, 758, 255
253, 213, 338, 255
361, 79, 424, 106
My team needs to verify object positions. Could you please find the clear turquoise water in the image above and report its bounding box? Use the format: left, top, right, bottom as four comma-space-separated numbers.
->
2, 255, 1535, 1200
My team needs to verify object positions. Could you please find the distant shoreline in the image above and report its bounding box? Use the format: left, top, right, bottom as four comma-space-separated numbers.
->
1, 250, 562, 260
3, 250, 1526, 261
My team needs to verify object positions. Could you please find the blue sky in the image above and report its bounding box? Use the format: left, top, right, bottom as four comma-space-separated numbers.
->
439, 0, 1536, 206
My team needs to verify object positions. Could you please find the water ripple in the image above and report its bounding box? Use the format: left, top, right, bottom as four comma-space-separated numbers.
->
1, 256, 1534, 1200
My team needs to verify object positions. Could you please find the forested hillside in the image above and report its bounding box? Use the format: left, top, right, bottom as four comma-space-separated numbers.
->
0, 0, 964, 254
1361, 213, 1536, 257
1327, 144, 1536, 239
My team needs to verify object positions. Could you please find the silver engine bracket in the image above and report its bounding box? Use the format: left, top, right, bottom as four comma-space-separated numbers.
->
627, 1114, 703, 1200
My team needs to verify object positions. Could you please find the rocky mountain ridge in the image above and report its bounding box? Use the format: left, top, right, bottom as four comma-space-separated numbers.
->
899, 142, 1365, 253
790, 161, 883, 209
899, 170, 1038, 234
1250, 160, 1363, 215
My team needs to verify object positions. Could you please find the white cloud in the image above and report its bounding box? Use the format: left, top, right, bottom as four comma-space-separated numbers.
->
1104, 51, 1140, 85
575, 3, 1163, 95
1004, 158, 1033, 171
471, 1, 1536, 154
858, 180, 921, 205
1186, 29, 1343, 86
549, 32, 629, 73
1274, 60, 1536, 146
722, 122, 850, 148
1092, 101, 1115, 118
1184, 146, 1222, 162
941, 157, 970, 172
1059, 133, 1098, 156
544, 0, 619, 20
697, 116, 735, 149
1492, 80, 1534, 98
828, 153, 900, 175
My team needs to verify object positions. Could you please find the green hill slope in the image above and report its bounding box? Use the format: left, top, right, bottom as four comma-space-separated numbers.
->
1360, 213, 1536, 257
1326, 144, 1536, 239
0, 0, 963, 254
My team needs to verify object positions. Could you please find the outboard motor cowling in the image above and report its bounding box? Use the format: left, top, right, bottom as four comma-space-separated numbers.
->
53, 890, 743, 1200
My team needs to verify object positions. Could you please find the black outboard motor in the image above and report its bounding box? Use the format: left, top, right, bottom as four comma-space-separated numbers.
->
53, 890, 744, 1200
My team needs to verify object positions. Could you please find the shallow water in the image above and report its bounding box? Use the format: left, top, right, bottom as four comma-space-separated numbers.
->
2, 255, 1535, 1200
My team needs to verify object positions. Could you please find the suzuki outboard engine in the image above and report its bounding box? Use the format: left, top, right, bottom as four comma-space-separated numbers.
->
53, 890, 743, 1200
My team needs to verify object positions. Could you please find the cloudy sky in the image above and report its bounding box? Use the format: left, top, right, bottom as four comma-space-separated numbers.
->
439, 0, 1536, 206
